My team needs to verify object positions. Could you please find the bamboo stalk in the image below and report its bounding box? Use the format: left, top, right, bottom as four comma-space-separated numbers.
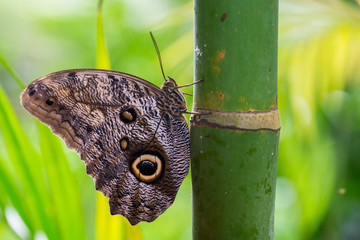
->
191, 0, 280, 239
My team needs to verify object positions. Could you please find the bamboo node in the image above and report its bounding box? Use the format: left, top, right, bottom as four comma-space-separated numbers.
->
190, 108, 280, 132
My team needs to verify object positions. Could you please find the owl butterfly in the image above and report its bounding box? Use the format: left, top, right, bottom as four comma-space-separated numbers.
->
20, 33, 194, 225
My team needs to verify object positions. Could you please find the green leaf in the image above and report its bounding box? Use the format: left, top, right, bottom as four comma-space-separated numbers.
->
96, 0, 111, 70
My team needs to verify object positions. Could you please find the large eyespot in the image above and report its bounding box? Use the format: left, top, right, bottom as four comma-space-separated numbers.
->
131, 154, 162, 183
120, 108, 137, 123
45, 97, 56, 106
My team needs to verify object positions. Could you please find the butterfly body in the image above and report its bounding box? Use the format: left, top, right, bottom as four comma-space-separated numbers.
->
20, 69, 190, 225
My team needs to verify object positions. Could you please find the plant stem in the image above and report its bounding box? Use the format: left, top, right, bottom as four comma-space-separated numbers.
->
191, 0, 279, 239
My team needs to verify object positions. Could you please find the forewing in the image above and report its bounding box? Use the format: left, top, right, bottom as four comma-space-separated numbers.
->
20, 69, 162, 153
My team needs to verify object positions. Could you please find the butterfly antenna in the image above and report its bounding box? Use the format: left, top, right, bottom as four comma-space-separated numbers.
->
150, 31, 167, 81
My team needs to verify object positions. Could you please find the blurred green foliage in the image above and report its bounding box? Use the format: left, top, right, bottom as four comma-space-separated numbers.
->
0, 0, 360, 239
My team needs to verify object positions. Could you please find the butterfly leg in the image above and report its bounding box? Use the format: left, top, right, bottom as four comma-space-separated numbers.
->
176, 79, 203, 89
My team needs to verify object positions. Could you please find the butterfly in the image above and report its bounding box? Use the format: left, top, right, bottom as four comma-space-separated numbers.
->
20, 33, 198, 225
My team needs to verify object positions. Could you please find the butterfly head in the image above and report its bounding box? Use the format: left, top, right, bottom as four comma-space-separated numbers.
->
163, 77, 177, 88
161, 77, 187, 112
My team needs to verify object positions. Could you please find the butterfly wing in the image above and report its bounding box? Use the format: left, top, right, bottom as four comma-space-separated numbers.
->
20, 69, 190, 225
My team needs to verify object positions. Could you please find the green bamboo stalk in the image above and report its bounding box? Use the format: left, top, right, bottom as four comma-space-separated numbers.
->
191, 0, 279, 239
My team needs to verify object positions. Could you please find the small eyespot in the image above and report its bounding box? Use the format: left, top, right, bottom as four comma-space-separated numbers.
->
45, 97, 55, 106
29, 89, 36, 96
120, 108, 137, 123
120, 137, 129, 150
86, 126, 93, 133
131, 154, 162, 183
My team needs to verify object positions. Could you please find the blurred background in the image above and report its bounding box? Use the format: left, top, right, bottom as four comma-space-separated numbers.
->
0, 0, 360, 239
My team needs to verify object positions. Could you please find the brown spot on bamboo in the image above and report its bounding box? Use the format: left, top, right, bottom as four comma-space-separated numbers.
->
216, 50, 226, 62
221, 12, 227, 21
218, 92, 224, 99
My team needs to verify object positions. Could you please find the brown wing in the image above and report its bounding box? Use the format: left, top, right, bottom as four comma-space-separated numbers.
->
20, 69, 164, 153
20, 69, 190, 225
